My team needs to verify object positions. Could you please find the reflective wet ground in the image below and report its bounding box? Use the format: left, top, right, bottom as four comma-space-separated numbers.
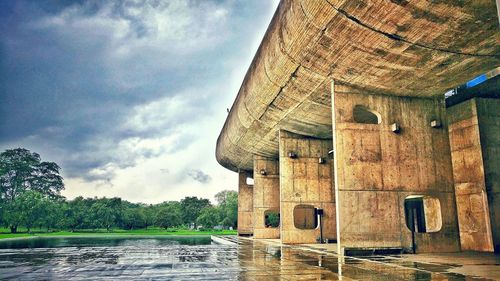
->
0, 236, 498, 280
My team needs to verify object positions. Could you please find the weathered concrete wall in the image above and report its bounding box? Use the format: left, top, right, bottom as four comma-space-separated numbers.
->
447, 98, 494, 251
216, 0, 500, 173
476, 98, 500, 252
253, 156, 280, 239
279, 130, 336, 244
333, 92, 460, 253
237, 171, 253, 236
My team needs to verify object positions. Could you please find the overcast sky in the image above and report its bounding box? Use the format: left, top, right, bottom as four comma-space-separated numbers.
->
0, 0, 279, 203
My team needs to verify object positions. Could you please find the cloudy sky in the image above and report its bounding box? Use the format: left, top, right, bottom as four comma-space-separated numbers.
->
0, 0, 279, 203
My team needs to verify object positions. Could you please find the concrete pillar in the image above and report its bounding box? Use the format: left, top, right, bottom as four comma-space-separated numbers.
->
331, 90, 460, 253
252, 156, 280, 239
279, 130, 336, 244
448, 97, 499, 252
237, 171, 253, 236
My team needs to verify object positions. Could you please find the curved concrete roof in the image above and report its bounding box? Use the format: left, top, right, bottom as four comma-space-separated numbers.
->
216, 0, 500, 172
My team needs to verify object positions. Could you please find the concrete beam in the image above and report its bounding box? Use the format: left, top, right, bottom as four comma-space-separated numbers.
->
216, 0, 500, 172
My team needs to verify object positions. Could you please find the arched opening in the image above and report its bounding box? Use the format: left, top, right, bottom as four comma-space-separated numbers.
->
293, 205, 318, 229
353, 105, 381, 124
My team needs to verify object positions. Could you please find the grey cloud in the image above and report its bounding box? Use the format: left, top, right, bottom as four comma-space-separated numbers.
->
187, 169, 211, 184
0, 0, 278, 190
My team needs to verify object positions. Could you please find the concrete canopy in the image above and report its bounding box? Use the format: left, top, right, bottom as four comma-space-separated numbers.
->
216, 0, 500, 172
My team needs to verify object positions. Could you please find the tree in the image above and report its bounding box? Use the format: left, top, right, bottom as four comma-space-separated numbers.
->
141, 205, 156, 228
62, 197, 88, 231
155, 203, 182, 229
214, 190, 236, 205
180, 196, 211, 227
4, 191, 46, 233
215, 190, 238, 229
196, 206, 221, 229
38, 197, 63, 232
89, 198, 122, 231
0, 148, 64, 203
122, 207, 146, 229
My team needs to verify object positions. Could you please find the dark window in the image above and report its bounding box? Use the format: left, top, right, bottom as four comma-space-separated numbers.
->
293, 205, 318, 229
353, 105, 381, 124
404, 196, 442, 233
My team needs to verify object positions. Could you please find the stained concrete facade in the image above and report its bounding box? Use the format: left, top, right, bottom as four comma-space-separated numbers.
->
279, 131, 336, 244
224, 0, 499, 254
448, 98, 500, 252
252, 156, 280, 239
332, 92, 460, 253
237, 171, 253, 236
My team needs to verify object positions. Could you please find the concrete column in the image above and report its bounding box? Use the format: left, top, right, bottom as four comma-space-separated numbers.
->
332, 91, 460, 253
448, 97, 499, 252
237, 171, 253, 236
279, 130, 336, 244
476, 98, 500, 253
253, 156, 280, 239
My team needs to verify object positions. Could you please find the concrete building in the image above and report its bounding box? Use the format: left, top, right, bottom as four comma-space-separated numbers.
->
216, 0, 499, 254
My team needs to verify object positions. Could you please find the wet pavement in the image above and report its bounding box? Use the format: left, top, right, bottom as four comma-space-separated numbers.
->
0, 235, 498, 280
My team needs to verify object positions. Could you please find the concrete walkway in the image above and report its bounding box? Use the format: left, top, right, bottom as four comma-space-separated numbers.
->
225, 236, 500, 280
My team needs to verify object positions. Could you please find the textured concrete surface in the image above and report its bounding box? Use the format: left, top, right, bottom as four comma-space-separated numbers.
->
216, 0, 500, 172
222, 0, 499, 254
238, 171, 254, 236
448, 98, 494, 251
279, 131, 336, 244
476, 98, 500, 252
253, 156, 280, 239
333, 92, 460, 253
232, 236, 500, 281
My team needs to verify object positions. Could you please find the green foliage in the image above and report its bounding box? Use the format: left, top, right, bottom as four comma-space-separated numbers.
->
215, 190, 238, 228
155, 202, 182, 229
4, 191, 48, 233
265, 212, 280, 228
89, 198, 122, 231
180, 196, 211, 227
0, 148, 241, 234
196, 206, 221, 229
0, 228, 237, 239
0, 148, 64, 201
122, 208, 147, 229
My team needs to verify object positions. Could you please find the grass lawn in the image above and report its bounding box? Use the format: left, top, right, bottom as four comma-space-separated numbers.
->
0, 227, 237, 240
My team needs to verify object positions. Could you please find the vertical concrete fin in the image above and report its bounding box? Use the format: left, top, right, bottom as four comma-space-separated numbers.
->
331, 79, 342, 256
253, 156, 280, 239
237, 171, 254, 236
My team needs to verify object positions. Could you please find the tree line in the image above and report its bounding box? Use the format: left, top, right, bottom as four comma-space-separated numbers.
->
0, 148, 237, 233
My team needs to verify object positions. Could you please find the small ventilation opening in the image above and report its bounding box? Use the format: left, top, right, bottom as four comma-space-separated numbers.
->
353, 105, 381, 124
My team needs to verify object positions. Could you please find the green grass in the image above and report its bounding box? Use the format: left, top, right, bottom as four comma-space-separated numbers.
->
0, 227, 237, 240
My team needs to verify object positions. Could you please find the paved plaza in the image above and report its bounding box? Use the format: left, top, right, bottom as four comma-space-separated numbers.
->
0, 236, 498, 280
